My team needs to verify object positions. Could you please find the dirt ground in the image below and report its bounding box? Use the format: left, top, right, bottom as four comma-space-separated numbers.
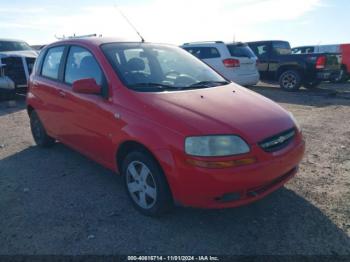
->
0, 82, 349, 255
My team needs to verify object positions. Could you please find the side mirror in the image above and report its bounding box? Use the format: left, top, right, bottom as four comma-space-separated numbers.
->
72, 78, 101, 95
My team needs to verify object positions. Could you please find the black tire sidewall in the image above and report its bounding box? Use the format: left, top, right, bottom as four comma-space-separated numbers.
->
122, 151, 172, 216
30, 111, 55, 147
279, 70, 302, 91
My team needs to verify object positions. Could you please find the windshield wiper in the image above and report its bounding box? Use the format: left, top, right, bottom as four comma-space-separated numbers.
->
128, 82, 176, 90
180, 81, 230, 90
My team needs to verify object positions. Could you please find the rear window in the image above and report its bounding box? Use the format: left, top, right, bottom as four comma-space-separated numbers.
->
183, 47, 221, 59
273, 42, 291, 55
226, 44, 256, 58
292, 47, 315, 54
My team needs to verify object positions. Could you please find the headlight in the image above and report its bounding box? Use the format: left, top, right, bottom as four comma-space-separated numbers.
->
288, 112, 301, 131
185, 135, 250, 157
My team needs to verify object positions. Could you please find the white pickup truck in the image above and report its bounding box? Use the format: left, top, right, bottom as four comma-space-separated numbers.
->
0, 39, 38, 100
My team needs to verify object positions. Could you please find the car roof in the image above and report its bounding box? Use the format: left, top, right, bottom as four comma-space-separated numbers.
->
46, 37, 149, 48
246, 40, 288, 44
182, 41, 248, 47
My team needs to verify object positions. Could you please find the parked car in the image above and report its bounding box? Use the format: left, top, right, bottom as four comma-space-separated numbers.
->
27, 37, 305, 216
181, 41, 259, 86
0, 39, 38, 100
247, 40, 341, 91
292, 44, 350, 83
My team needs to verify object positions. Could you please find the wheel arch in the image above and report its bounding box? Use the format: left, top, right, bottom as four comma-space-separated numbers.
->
276, 65, 304, 79
116, 140, 176, 203
116, 140, 163, 175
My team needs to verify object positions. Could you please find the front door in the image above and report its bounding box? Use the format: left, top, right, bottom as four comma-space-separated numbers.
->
58, 45, 120, 168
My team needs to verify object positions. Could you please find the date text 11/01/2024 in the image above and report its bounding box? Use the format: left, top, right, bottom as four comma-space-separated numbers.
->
127, 256, 219, 261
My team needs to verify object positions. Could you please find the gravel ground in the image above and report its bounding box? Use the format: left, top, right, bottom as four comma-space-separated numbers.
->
0, 82, 349, 255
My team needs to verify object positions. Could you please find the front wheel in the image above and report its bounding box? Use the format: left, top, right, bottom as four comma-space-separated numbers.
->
122, 151, 173, 216
279, 70, 302, 91
30, 110, 56, 147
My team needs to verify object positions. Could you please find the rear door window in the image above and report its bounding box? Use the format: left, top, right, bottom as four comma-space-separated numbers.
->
64, 46, 103, 85
249, 43, 269, 59
183, 47, 221, 59
41, 46, 65, 79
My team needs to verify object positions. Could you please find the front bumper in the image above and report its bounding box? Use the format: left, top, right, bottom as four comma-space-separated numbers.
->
161, 135, 305, 209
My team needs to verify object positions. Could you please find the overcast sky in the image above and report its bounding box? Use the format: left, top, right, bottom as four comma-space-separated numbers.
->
0, 0, 349, 47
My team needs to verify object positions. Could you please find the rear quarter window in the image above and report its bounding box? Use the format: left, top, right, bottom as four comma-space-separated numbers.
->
183, 47, 221, 59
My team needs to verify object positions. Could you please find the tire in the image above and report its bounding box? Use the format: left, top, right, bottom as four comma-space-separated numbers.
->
331, 68, 348, 83
303, 80, 321, 89
278, 70, 302, 91
30, 110, 56, 147
122, 150, 173, 216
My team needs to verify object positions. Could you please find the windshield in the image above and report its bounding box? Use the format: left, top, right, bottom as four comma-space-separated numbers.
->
101, 43, 229, 92
0, 41, 33, 52
226, 44, 256, 58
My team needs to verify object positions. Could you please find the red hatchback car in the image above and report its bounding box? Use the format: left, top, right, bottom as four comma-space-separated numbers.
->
27, 37, 305, 216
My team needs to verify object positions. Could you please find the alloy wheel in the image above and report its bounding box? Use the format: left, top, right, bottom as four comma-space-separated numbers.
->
282, 73, 297, 89
126, 161, 157, 209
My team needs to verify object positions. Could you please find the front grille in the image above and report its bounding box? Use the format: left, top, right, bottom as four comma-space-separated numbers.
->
258, 128, 296, 152
2, 57, 27, 86
26, 57, 36, 74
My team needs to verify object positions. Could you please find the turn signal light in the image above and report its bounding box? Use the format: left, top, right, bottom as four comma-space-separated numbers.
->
186, 157, 256, 169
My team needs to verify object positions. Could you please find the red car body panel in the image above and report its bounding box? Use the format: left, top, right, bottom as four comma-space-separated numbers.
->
27, 38, 305, 208
340, 44, 350, 73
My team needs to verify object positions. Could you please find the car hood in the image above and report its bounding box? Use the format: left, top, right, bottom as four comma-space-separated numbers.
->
135, 84, 295, 144
0, 50, 38, 58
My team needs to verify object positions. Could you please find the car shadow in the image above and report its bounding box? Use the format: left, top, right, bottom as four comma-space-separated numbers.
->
0, 96, 26, 117
1, 144, 349, 255
247, 82, 350, 107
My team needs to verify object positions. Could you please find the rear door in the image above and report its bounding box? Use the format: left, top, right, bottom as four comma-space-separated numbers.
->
31, 45, 67, 137
226, 44, 257, 76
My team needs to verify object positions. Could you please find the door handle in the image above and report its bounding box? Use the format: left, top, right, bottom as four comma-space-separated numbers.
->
58, 90, 66, 98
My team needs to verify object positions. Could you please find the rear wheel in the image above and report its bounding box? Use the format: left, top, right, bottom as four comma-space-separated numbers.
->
122, 151, 173, 216
279, 70, 302, 91
30, 110, 55, 147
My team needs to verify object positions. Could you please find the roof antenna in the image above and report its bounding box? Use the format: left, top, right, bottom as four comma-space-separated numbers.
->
114, 3, 145, 43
